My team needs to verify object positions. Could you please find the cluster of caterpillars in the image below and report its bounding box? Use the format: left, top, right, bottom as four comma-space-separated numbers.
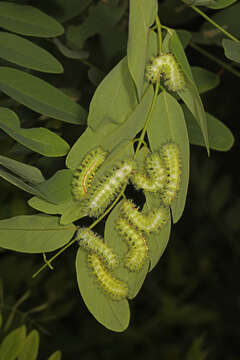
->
73, 142, 181, 301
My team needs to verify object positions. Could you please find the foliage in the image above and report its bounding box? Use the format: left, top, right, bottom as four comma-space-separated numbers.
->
0, 0, 239, 358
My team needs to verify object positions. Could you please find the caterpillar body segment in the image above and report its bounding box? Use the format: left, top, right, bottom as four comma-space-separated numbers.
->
87, 253, 128, 301
115, 217, 148, 272
76, 228, 119, 270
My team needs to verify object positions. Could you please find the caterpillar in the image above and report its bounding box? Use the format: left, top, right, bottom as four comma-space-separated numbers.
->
88, 253, 128, 301
146, 53, 185, 92
160, 142, 181, 205
115, 217, 148, 272
85, 159, 135, 218
120, 199, 169, 233
131, 152, 167, 192
76, 228, 119, 270
72, 146, 108, 200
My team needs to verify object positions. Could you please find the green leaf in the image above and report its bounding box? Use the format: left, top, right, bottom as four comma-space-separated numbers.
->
169, 29, 194, 81
0, 2, 64, 37
76, 247, 130, 332
48, 350, 62, 360
0, 32, 63, 73
0, 214, 76, 253
148, 91, 190, 223
100, 87, 154, 153
0, 326, 26, 360
36, 170, 73, 204
191, 66, 220, 93
0, 154, 44, 196
208, 0, 237, 9
0, 67, 87, 125
18, 330, 39, 360
60, 199, 88, 225
53, 38, 89, 60
178, 78, 209, 152
66, 86, 153, 170
176, 30, 192, 49
222, 38, 240, 62
183, 0, 215, 6
194, 2, 240, 44
0, 313, 2, 329
66, 2, 125, 49
183, 106, 234, 151
28, 197, 71, 215
53, 0, 91, 23
127, 0, 158, 99
168, 30, 209, 151
87, 57, 137, 131
88, 67, 105, 86
105, 201, 149, 299
0, 107, 69, 156
0, 155, 44, 184
0, 169, 43, 197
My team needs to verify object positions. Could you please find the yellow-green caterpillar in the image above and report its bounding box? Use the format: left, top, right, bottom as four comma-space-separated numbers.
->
87, 253, 128, 301
160, 142, 181, 205
131, 151, 167, 192
85, 159, 135, 218
120, 199, 169, 233
76, 228, 119, 270
146, 53, 185, 91
72, 146, 108, 200
115, 217, 148, 272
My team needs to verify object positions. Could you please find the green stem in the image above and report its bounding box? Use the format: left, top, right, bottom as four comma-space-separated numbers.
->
155, 16, 162, 53
32, 238, 76, 278
134, 81, 160, 159
191, 5, 240, 43
190, 42, 240, 78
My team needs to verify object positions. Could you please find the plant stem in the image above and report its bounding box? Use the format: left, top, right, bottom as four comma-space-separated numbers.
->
134, 81, 160, 159
191, 5, 240, 43
155, 15, 162, 53
190, 42, 240, 78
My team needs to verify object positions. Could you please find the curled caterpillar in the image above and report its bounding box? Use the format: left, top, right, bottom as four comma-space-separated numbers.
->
88, 253, 128, 301
131, 152, 167, 192
120, 199, 169, 233
72, 146, 108, 200
161, 142, 181, 205
76, 228, 119, 270
85, 159, 135, 218
115, 217, 148, 272
146, 53, 185, 91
